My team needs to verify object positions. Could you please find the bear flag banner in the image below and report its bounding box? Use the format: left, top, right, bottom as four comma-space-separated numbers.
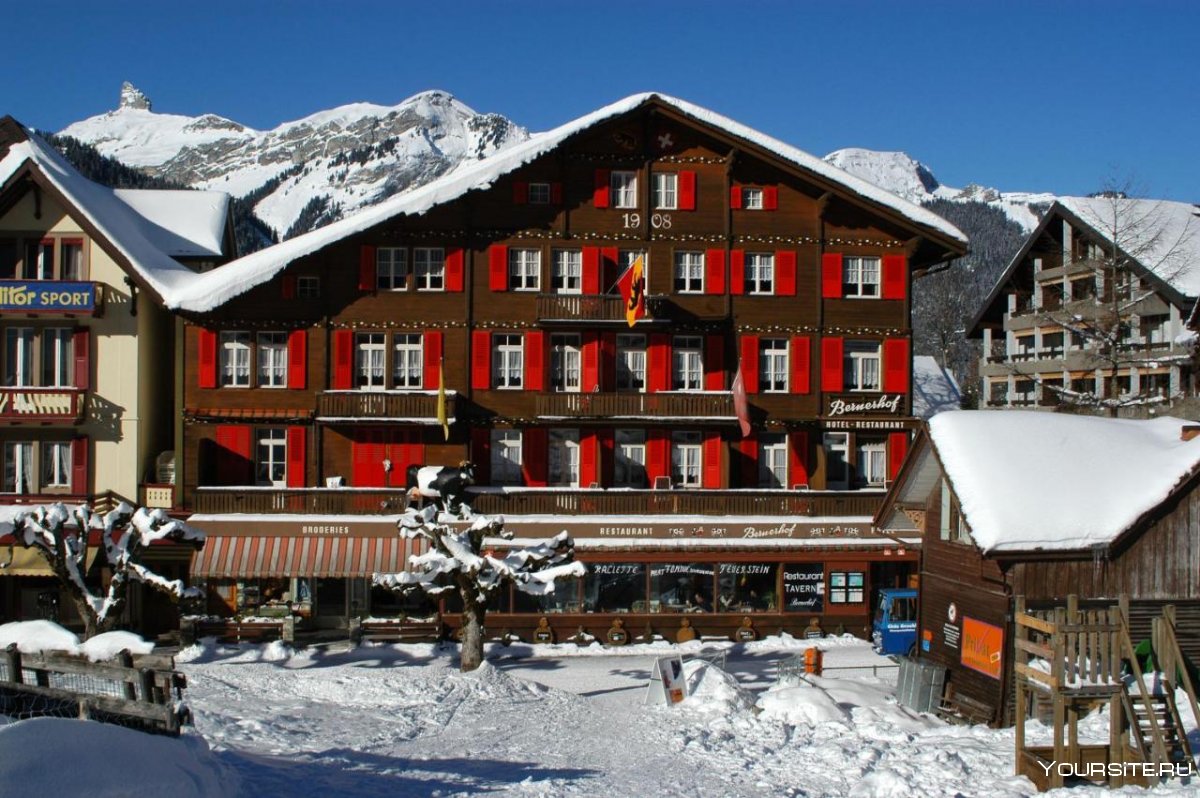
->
617, 254, 646, 327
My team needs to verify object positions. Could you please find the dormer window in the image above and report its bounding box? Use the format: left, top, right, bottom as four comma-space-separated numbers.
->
528, 183, 551, 204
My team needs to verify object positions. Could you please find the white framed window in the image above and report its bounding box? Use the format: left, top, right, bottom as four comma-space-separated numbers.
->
843, 256, 880, 298
845, 341, 881, 392
548, 429, 580, 487
4, 328, 33, 387
40, 328, 71, 388
493, 334, 524, 389
670, 430, 702, 488
256, 332, 288, 388
746, 252, 774, 295
742, 187, 764, 210
758, 433, 787, 489
414, 247, 445, 291
611, 171, 638, 209
528, 183, 551, 205
59, 241, 83, 281
614, 429, 646, 488
616, 334, 646, 392
220, 332, 251, 387
550, 333, 581, 393
760, 338, 788, 393
2, 441, 33, 493
377, 248, 408, 290
674, 251, 704, 294
552, 250, 582, 294
653, 173, 677, 210
856, 438, 887, 487
355, 333, 386, 391
509, 249, 541, 291
26, 240, 53, 280
393, 334, 423, 388
40, 441, 71, 489
824, 432, 850, 490
491, 430, 522, 485
618, 250, 646, 278
297, 276, 320, 299
255, 428, 287, 487
672, 335, 703, 391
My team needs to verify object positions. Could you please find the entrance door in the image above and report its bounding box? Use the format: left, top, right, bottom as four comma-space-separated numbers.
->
314, 578, 348, 629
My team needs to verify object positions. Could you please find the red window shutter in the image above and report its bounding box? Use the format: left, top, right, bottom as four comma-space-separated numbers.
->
215, 425, 253, 485
888, 431, 909, 481
198, 329, 217, 389
522, 428, 548, 487
513, 181, 528, 204
678, 170, 696, 211
524, 331, 545, 391
445, 247, 464, 292
647, 334, 671, 393
790, 336, 811, 395
704, 249, 725, 295
600, 332, 616, 391
775, 250, 796, 296
763, 186, 778, 210
702, 433, 722, 489
740, 335, 759, 394
646, 431, 669, 487
598, 429, 614, 486
281, 275, 296, 299
601, 247, 619, 290
71, 435, 88, 495
471, 427, 491, 485
582, 332, 600, 392
579, 431, 598, 488
488, 245, 508, 292
286, 426, 306, 488
331, 329, 354, 390
821, 337, 844, 393
789, 431, 810, 489
730, 250, 746, 295
704, 335, 724, 391
582, 247, 601, 295
883, 338, 910, 394
729, 185, 743, 209
471, 330, 491, 390
423, 330, 443, 389
736, 435, 757, 488
551, 182, 563, 205
882, 254, 907, 300
72, 328, 89, 390
359, 245, 376, 291
594, 169, 611, 208
287, 329, 307, 390
822, 253, 843, 299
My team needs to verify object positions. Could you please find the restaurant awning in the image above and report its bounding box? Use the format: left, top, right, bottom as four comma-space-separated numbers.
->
0, 545, 100, 577
190, 534, 425, 579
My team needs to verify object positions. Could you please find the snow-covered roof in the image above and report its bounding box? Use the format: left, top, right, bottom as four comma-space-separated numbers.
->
929, 410, 1200, 553
911, 356, 961, 420
0, 126, 229, 302
169, 92, 969, 313
1057, 196, 1200, 297
113, 189, 229, 257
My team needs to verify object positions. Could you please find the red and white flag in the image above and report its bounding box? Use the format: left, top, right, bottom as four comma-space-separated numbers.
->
732, 362, 751, 438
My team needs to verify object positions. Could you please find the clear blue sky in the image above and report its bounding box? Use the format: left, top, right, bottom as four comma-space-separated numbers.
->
5, 1, 1197, 200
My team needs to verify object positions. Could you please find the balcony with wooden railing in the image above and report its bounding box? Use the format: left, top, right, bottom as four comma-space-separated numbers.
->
191, 487, 885, 519
536, 294, 668, 323
316, 390, 457, 421
0, 387, 85, 423
536, 391, 735, 421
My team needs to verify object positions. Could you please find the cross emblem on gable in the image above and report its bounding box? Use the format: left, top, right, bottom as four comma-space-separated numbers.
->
657, 132, 674, 150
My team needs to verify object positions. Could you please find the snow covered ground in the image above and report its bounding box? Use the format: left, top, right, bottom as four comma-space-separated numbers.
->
2, 629, 1198, 797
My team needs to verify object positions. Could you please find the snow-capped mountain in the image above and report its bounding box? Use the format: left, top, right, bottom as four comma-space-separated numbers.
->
823, 147, 1057, 231
61, 83, 527, 237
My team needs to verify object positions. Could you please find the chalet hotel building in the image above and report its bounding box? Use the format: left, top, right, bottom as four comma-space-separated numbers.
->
178, 94, 968, 640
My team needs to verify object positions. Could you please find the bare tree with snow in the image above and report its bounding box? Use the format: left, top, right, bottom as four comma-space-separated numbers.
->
374, 506, 585, 671
1, 502, 206, 639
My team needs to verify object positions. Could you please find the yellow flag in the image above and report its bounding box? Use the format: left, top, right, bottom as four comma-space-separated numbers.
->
437, 355, 449, 441
620, 254, 646, 327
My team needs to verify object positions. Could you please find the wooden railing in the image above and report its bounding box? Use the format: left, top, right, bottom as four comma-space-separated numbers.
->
317, 390, 455, 420
0, 387, 84, 422
536, 391, 735, 420
191, 486, 884, 518
536, 294, 668, 322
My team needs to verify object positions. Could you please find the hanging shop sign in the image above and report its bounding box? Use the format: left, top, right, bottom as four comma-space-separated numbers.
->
0, 281, 98, 313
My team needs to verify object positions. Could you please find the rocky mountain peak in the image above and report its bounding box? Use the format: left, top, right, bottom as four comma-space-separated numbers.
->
119, 82, 152, 111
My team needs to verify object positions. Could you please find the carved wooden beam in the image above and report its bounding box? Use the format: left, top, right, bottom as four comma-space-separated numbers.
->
816, 191, 834, 218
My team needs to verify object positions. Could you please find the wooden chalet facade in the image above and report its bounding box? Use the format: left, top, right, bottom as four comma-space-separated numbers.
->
877, 411, 1200, 726
0, 117, 234, 631
176, 94, 967, 640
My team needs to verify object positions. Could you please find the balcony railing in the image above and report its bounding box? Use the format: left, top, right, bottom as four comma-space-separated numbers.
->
536, 391, 735, 420
536, 294, 668, 323
316, 390, 457, 421
0, 387, 84, 422
191, 487, 884, 518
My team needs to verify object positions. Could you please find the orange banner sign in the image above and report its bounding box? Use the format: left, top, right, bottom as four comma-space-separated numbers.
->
961, 616, 1004, 680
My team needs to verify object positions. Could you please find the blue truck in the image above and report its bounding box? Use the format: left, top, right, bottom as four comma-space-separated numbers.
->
872, 588, 919, 656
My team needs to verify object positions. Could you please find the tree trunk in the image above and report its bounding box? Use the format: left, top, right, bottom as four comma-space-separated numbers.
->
459, 593, 486, 672
74, 594, 99, 640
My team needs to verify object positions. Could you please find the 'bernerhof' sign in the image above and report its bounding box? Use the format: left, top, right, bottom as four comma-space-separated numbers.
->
0, 281, 98, 313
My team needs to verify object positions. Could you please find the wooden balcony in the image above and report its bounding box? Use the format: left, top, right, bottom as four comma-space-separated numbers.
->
536, 294, 670, 323
316, 390, 457, 421
536, 391, 735, 421
0, 387, 85, 423
191, 487, 884, 519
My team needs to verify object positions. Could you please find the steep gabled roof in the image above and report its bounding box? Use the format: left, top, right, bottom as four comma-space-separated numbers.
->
169, 92, 969, 313
0, 118, 231, 304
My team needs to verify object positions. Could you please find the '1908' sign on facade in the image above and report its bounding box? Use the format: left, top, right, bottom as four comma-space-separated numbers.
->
0, 281, 98, 313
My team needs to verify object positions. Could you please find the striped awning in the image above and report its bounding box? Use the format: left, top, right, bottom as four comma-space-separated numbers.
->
191, 535, 426, 579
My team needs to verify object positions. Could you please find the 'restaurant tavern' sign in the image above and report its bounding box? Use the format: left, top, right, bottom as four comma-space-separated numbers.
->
0, 281, 98, 313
